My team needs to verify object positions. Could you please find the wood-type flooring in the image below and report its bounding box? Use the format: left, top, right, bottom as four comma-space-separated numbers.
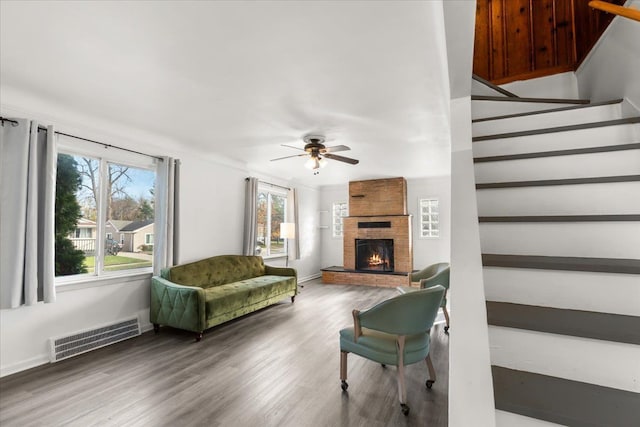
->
0, 279, 449, 426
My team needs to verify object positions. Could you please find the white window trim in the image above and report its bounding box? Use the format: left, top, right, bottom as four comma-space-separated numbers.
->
55, 140, 158, 285
418, 197, 440, 239
145, 233, 154, 245
257, 184, 288, 259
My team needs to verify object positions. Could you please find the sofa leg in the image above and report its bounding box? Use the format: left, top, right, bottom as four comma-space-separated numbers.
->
195, 332, 203, 342
153, 323, 160, 334
291, 296, 295, 303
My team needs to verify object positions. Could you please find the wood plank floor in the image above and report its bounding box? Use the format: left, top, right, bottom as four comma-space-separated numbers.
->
0, 279, 449, 426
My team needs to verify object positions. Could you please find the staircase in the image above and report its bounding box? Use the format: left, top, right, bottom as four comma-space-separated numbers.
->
471, 80, 640, 426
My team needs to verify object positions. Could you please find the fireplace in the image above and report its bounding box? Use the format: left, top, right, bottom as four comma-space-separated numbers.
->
355, 239, 394, 272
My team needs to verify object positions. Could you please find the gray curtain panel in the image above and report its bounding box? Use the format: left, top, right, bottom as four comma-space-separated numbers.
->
242, 177, 258, 255
0, 119, 56, 309
153, 157, 180, 275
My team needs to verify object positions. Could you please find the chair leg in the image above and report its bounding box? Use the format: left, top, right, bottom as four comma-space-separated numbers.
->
425, 353, 436, 389
443, 306, 450, 333
396, 336, 409, 415
340, 351, 349, 391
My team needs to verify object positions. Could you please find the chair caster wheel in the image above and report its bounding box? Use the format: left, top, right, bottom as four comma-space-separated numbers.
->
401, 403, 410, 416
444, 326, 449, 334
426, 380, 434, 389
341, 380, 348, 391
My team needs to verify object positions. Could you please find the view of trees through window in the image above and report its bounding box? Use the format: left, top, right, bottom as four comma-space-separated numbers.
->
256, 189, 286, 257
55, 153, 155, 277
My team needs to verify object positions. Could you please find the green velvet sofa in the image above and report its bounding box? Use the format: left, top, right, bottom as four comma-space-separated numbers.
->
150, 255, 297, 341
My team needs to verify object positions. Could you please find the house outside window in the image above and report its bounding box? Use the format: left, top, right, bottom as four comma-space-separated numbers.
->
55, 137, 157, 280
256, 186, 287, 258
332, 202, 348, 237
419, 198, 439, 238
145, 234, 154, 245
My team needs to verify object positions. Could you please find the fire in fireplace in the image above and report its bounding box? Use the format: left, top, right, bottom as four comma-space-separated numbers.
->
355, 239, 394, 272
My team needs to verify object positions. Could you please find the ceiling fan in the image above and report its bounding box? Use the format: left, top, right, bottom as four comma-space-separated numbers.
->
270, 135, 359, 173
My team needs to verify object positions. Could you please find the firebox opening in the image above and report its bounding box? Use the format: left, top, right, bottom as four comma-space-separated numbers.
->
355, 239, 394, 272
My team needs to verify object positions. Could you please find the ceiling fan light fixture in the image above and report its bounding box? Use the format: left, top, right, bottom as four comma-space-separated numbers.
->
305, 157, 319, 170
318, 157, 327, 168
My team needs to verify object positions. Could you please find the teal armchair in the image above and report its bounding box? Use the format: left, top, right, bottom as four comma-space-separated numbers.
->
339, 285, 445, 416
399, 262, 450, 332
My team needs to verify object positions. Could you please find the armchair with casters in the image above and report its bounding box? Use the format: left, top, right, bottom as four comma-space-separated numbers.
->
399, 262, 450, 333
339, 285, 445, 416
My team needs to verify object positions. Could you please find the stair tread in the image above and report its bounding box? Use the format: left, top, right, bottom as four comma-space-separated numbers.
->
473, 143, 640, 163
472, 99, 623, 123
482, 254, 640, 274
472, 95, 590, 104
479, 214, 640, 222
476, 175, 640, 189
492, 366, 640, 427
473, 117, 640, 142
486, 301, 640, 345
472, 74, 520, 98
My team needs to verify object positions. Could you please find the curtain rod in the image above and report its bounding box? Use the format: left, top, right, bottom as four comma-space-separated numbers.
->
1, 116, 164, 161
246, 177, 290, 191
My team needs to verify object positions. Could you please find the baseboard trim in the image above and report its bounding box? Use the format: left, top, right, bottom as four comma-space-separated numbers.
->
492, 366, 640, 426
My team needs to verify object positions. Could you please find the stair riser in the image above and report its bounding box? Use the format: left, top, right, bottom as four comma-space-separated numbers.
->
476, 182, 640, 216
472, 100, 585, 120
474, 149, 640, 183
473, 123, 640, 158
483, 267, 640, 316
495, 410, 564, 427
479, 222, 640, 259
473, 103, 622, 137
489, 326, 640, 393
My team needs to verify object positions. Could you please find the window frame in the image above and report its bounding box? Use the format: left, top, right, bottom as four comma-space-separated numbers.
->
256, 184, 288, 259
332, 201, 348, 238
55, 136, 157, 285
418, 197, 440, 239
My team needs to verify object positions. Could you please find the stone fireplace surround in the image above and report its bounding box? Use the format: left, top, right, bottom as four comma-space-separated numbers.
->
322, 177, 413, 288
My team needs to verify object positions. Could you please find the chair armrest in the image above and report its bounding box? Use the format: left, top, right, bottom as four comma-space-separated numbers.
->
352, 309, 362, 341
265, 265, 297, 278
150, 276, 206, 332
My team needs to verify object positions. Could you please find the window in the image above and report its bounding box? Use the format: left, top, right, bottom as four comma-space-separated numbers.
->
256, 186, 287, 257
55, 139, 156, 279
332, 202, 348, 237
419, 198, 439, 238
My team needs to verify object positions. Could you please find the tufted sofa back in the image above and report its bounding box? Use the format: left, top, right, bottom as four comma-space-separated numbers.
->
164, 255, 266, 288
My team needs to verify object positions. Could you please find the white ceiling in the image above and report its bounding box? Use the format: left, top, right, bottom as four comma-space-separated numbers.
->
1, 1, 471, 187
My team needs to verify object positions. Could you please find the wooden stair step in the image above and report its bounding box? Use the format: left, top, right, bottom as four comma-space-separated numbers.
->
471, 95, 590, 104
481, 254, 640, 274
474, 143, 640, 163
472, 74, 520, 98
473, 117, 640, 142
479, 214, 640, 222
472, 99, 623, 123
486, 301, 640, 345
476, 175, 640, 189
492, 366, 640, 426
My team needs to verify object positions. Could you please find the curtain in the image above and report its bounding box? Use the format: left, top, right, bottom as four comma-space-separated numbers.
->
0, 119, 56, 309
242, 177, 258, 255
288, 188, 301, 260
153, 157, 180, 275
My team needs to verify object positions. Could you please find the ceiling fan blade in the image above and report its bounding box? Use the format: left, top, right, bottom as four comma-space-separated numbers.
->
323, 153, 359, 165
322, 145, 351, 153
271, 153, 308, 161
281, 144, 305, 151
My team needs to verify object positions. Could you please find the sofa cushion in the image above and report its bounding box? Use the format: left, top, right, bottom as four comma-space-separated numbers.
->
168, 255, 266, 288
204, 275, 296, 319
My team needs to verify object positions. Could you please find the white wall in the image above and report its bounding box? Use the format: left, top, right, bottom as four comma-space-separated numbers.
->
449, 97, 496, 427
577, 0, 640, 109
0, 90, 322, 376
318, 177, 451, 271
